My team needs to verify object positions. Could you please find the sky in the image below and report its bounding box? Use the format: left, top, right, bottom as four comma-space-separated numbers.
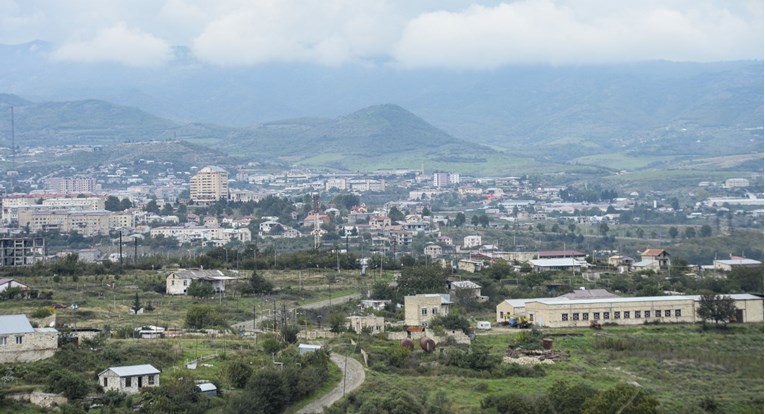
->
0, 0, 762, 68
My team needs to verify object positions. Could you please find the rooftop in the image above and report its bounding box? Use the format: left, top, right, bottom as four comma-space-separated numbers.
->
101, 364, 160, 377
0, 314, 34, 335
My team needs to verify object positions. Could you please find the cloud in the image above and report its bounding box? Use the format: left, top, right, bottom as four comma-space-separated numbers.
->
3, 0, 762, 68
191, 1, 403, 66
52, 22, 171, 66
392, 0, 764, 69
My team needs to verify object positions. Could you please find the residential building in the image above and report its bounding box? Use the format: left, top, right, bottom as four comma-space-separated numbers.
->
713, 256, 762, 271
189, 166, 229, 204
347, 315, 385, 333
634, 249, 671, 271
463, 235, 482, 249
529, 258, 588, 273
448, 280, 486, 302
404, 294, 452, 326
424, 243, 442, 259
44, 176, 97, 193
98, 364, 160, 394
0, 314, 58, 363
165, 269, 235, 295
0, 237, 45, 267
723, 178, 750, 188
458, 259, 484, 273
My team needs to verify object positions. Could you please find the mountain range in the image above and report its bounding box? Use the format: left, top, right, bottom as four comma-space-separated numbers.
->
0, 40, 762, 175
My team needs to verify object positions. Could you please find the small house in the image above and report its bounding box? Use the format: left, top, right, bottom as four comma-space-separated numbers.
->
299, 344, 322, 355
197, 382, 217, 397
98, 364, 160, 394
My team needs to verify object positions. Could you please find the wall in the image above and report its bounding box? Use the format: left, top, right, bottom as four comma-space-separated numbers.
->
0, 330, 58, 363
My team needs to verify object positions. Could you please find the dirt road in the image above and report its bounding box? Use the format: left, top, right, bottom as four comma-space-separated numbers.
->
296, 352, 365, 414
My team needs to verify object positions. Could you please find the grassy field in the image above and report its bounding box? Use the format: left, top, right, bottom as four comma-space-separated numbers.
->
340, 323, 763, 414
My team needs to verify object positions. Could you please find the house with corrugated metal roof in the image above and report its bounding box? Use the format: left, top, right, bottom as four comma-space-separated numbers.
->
0, 314, 58, 363
165, 269, 236, 295
634, 249, 671, 271
98, 364, 160, 394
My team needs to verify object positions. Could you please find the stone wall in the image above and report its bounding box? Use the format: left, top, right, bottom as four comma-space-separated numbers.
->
387, 329, 471, 345
0, 330, 57, 363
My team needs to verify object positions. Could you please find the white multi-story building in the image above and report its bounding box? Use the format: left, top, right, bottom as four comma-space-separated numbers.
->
43, 176, 98, 193
190, 166, 229, 204
463, 235, 482, 249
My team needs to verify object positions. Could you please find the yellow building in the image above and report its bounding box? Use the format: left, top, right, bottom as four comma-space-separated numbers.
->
404, 294, 452, 326
190, 166, 229, 204
496, 294, 763, 328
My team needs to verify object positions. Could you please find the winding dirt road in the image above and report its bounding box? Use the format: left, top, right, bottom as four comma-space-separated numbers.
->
296, 352, 365, 414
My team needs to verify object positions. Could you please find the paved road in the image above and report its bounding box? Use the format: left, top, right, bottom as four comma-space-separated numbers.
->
232, 293, 362, 332
296, 352, 365, 414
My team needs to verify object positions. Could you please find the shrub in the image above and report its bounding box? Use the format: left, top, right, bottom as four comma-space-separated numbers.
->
31, 306, 54, 318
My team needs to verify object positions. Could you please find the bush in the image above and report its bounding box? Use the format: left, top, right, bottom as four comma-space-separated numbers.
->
47, 369, 90, 400
583, 383, 659, 414
31, 306, 54, 318
226, 360, 253, 389
185, 304, 226, 329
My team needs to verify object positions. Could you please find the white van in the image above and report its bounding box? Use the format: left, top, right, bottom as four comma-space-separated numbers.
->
476, 321, 492, 330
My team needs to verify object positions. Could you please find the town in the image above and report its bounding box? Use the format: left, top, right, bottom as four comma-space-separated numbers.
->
0, 146, 762, 413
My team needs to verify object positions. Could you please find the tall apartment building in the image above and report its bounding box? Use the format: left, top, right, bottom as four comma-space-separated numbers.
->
0, 237, 45, 266
433, 172, 460, 188
43, 176, 97, 193
190, 166, 229, 204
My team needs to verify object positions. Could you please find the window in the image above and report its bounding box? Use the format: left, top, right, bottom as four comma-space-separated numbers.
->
603, 312, 610, 320
634, 311, 641, 319
614, 311, 621, 319
582, 313, 589, 321
562, 313, 569, 321
171, 280, 175, 286
103, 378, 108, 387
675, 309, 681, 317
645, 310, 651, 318
183, 280, 188, 286
529, 314, 534, 321
665, 310, 671, 317
432, 308, 439, 315
572, 313, 579, 321
593, 312, 600, 320
15, 336, 22, 345
0, 337, 6, 346
148, 375, 155, 385
421, 308, 427, 316
500, 311, 504, 319
655, 310, 661, 318
624, 311, 630, 319
125, 377, 132, 387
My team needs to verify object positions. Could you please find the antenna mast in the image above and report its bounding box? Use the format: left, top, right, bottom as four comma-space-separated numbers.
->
10, 106, 15, 193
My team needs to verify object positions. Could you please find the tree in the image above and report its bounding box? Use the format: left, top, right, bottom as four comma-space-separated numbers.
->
544, 380, 598, 414
160, 203, 174, 216
397, 265, 448, 296
389, 206, 405, 223
599, 222, 609, 236
131, 293, 142, 313
478, 215, 490, 228
583, 383, 659, 414
471, 215, 480, 226
119, 197, 133, 211
668, 227, 679, 239
696, 293, 736, 328
187, 280, 214, 299
700, 224, 712, 237
244, 272, 273, 295
185, 304, 226, 329
226, 360, 253, 389
421, 207, 431, 216
454, 212, 466, 227
684, 227, 696, 239
144, 199, 160, 214
104, 196, 121, 212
